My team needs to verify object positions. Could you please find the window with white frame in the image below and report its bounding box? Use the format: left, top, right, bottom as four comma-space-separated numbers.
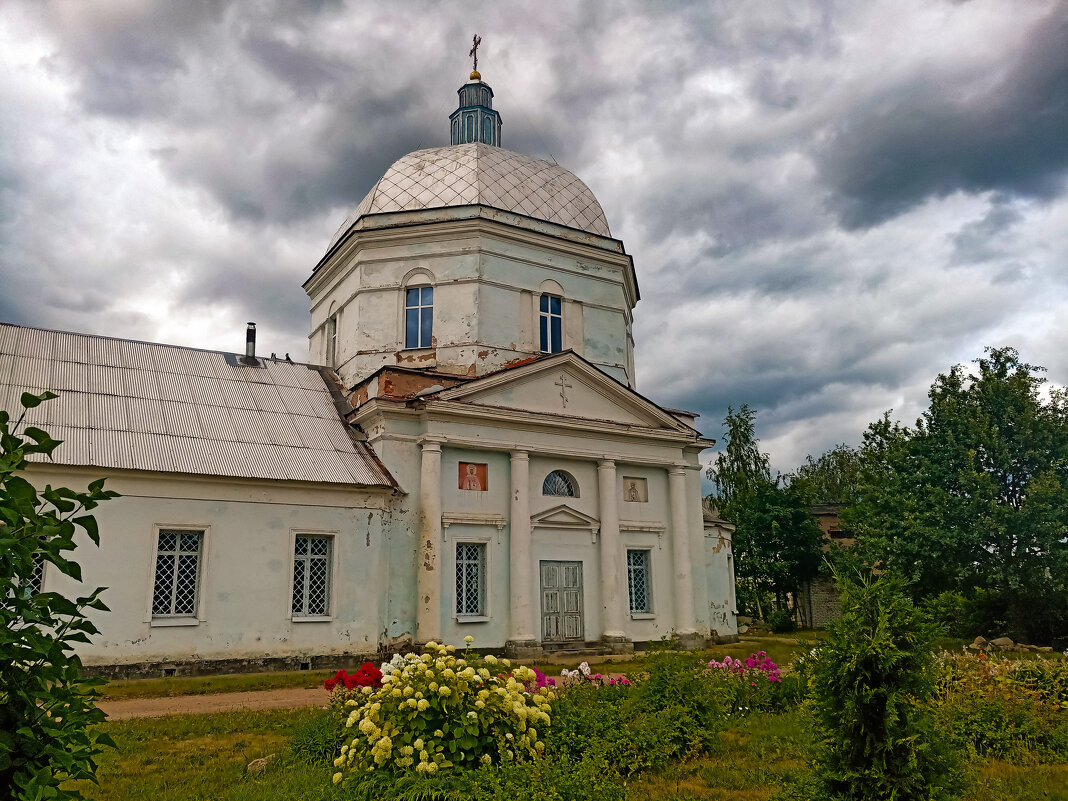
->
455, 542, 486, 617
326, 314, 338, 367
405, 286, 434, 349
152, 529, 204, 617
292, 535, 332, 617
539, 294, 562, 353
627, 549, 652, 614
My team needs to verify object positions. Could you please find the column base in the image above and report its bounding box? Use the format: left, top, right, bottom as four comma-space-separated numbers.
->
599, 634, 634, 655
505, 639, 543, 660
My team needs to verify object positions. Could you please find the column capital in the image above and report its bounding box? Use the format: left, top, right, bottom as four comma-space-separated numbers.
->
598, 458, 616, 471
510, 449, 529, 462
419, 434, 447, 451
669, 464, 688, 476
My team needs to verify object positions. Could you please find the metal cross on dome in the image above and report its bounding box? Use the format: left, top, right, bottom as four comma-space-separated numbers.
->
469, 34, 482, 72
555, 374, 573, 407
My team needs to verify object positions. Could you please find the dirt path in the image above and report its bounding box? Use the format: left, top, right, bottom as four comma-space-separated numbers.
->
99, 687, 328, 721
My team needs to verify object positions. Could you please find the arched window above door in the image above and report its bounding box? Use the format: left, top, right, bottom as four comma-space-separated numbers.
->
542, 470, 578, 497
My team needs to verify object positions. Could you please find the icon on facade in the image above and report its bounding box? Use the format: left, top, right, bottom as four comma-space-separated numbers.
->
459, 462, 488, 491
622, 477, 648, 503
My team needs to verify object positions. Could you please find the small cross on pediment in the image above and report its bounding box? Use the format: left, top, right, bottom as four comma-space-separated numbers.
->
555, 374, 573, 407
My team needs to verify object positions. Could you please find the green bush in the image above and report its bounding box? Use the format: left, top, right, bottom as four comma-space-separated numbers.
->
805, 570, 961, 801
1, 392, 118, 800
768, 609, 796, 633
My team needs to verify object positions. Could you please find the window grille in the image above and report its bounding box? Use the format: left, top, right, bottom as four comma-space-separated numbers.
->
627, 549, 651, 614
455, 543, 486, 616
542, 470, 576, 497
293, 535, 332, 617
152, 529, 203, 617
539, 294, 563, 353
405, 286, 434, 349
23, 552, 45, 596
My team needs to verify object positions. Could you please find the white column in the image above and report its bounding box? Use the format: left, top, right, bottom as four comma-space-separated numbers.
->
416, 438, 443, 642
598, 459, 626, 639
509, 450, 535, 643
669, 465, 698, 635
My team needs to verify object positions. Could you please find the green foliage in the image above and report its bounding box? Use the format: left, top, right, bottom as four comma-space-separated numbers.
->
768, 609, 796, 633
289, 711, 340, 766
932, 651, 1068, 762
807, 569, 961, 801
708, 405, 824, 617
1, 391, 119, 800
844, 347, 1068, 647
790, 443, 862, 505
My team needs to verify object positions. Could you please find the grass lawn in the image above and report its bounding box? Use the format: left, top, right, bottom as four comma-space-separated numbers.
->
67, 706, 1068, 800
100, 670, 336, 701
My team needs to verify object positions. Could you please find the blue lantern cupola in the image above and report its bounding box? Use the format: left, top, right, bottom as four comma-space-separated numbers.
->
449, 70, 503, 147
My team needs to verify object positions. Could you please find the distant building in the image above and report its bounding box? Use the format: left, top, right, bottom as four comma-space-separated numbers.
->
798, 503, 851, 627
3, 67, 737, 677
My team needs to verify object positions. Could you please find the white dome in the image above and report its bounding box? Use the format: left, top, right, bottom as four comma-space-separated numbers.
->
330, 143, 611, 248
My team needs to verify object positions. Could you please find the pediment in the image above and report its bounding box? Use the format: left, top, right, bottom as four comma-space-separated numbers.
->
530, 504, 600, 531
434, 353, 693, 432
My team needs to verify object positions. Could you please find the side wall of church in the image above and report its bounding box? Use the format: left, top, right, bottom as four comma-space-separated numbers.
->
28, 465, 393, 674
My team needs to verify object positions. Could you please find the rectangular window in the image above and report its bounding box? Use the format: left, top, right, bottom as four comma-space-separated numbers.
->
292, 535, 332, 617
326, 315, 338, 367
405, 286, 434, 349
539, 294, 563, 353
152, 529, 203, 617
455, 542, 486, 617
627, 549, 652, 614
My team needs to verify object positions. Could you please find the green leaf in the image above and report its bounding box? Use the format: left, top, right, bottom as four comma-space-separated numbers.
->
20, 391, 57, 409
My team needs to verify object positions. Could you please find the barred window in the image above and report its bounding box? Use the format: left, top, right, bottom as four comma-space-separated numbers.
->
455, 543, 486, 617
152, 529, 203, 617
293, 535, 332, 617
542, 470, 577, 497
627, 549, 651, 614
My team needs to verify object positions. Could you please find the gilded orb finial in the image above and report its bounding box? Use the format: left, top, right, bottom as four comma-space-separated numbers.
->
470, 69, 481, 81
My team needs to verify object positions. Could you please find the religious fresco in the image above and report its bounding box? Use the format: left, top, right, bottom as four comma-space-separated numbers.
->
458, 462, 488, 491
622, 476, 648, 503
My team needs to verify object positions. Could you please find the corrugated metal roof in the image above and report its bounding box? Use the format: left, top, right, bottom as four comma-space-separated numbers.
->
0, 324, 396, 488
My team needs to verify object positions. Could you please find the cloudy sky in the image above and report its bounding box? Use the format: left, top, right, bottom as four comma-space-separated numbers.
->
2, 0, 1066, 478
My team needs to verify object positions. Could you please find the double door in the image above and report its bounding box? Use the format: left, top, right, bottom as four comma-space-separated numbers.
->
540, 560, 583, 642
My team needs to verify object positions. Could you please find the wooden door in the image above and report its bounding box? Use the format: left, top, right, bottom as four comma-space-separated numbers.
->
541, 561, 583, 642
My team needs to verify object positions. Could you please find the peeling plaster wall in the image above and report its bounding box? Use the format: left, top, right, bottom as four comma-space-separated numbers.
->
307, 215, 636, 387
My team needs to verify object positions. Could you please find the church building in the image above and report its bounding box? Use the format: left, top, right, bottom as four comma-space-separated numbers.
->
2, 65, 737, 676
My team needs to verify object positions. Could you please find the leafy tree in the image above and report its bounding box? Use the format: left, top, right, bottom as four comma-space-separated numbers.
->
791, 444, 862, 505
807, 569, 960, 801
1, 391, 118, 799
709, 405, 824, 621
844, 347, 1068, 646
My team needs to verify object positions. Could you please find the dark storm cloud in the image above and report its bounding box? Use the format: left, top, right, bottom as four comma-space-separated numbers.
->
820, 6, 1068, 228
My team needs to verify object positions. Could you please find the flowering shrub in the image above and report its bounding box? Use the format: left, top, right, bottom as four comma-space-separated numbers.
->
559, 661, 631, 688
330, 640, 554, 785
324, 662, 383, 692
707, 651, 782, 683
704, 651, 782, 716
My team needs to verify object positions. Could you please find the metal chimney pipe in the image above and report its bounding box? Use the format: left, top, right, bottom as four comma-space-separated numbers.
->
246, 322, 256, 358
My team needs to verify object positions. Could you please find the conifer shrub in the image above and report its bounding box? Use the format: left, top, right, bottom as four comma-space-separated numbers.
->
805, 570, 961, 801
